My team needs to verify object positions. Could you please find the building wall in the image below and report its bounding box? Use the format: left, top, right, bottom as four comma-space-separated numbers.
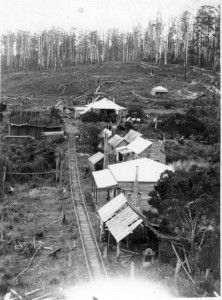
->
118, 181, 156, 211
138, 146, 152, 159
10, 124, 62, 140
5, 136, 34, 144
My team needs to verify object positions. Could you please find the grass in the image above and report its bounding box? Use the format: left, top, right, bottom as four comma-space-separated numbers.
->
0, 182, 89, 297
0, 62, 220, 297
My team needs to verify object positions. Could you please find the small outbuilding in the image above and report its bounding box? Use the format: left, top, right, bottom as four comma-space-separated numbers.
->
115, 137, 153, 162
88, 151, 104, 171
74, 106, 87, 118
151, 86, 168, 96
98, 193, 143, 243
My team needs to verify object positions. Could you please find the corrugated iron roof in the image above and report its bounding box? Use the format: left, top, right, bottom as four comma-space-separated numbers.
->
116, 146, 132, 155
108, 134, 124, 148
108, 158, 173, 183
127, 137, 153, 154
92, 169, 118, 188
98, 193, 127, 221
124, 129, 142, 143
98, 193, 143, 242
88, 152, 104, 164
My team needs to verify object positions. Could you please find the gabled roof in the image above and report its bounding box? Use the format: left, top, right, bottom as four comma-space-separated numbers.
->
123, 129, 142, 143
108, 158, 173, 183
80, 98, 126, 114
98, 193, 143, 242
92, 169, 118, 188
108, 134, 124, 148
88, 152, 104, 165
127, 137, 153, 154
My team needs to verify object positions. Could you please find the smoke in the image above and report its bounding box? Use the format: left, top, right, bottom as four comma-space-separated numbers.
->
168, 159, 210, 172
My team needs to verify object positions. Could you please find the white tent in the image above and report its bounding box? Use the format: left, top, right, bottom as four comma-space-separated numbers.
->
151, 86, 168, 96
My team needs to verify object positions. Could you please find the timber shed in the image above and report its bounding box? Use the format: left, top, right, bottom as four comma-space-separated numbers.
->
88, 152, 104, 171
98, 193, 183, 261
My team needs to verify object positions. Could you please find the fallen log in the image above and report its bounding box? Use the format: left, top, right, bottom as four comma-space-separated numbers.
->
49, 247, 62, 257
74, 93, 91, 99
60, 86, 66, 96
131, 90, 148, 101
25, 288, 43, 296
101, 81, 117, 85
94, 92, 106, 95
204, 84, 220, 95
95, 84, 101, 94
32, 292, 57, 300
10, 289, 23, 300
140, 62, 161, 70
12, 244, 43, 282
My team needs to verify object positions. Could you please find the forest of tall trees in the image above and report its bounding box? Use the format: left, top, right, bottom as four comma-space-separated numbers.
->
1, 5, 220, 72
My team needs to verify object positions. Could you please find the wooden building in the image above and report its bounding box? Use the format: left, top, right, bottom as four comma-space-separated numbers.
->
149, 140, 166, 164
9, 111, 62, 141
88, 152, 104, 171
116, 137, 153, 162
98, 193, 183, 262
92, 157, 173, 211
80, 98, 126, 116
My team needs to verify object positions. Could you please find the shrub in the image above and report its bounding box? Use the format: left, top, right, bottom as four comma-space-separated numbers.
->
52, 136, 66, 144
0, 280, 10, 295
81, 111, 117, 123
128, 105, 145, 118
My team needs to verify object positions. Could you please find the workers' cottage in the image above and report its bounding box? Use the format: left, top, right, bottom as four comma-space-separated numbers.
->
92, 157, 173, 211
116, 137, 153, 161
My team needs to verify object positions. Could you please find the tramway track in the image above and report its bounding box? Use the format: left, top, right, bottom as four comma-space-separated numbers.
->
65, 119, 108, 281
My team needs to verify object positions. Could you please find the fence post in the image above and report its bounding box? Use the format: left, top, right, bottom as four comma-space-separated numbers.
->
59, 161, 64, 192
2, 166, 6, 195
56, 158, 59, 182
1, 214, 3, 247
130, 262, 135, 280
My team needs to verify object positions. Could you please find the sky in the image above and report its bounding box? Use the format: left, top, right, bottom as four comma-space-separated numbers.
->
0, 0, 220, 34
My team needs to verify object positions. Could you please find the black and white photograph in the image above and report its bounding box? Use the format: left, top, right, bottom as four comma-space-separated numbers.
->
0, 0, 220, 299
